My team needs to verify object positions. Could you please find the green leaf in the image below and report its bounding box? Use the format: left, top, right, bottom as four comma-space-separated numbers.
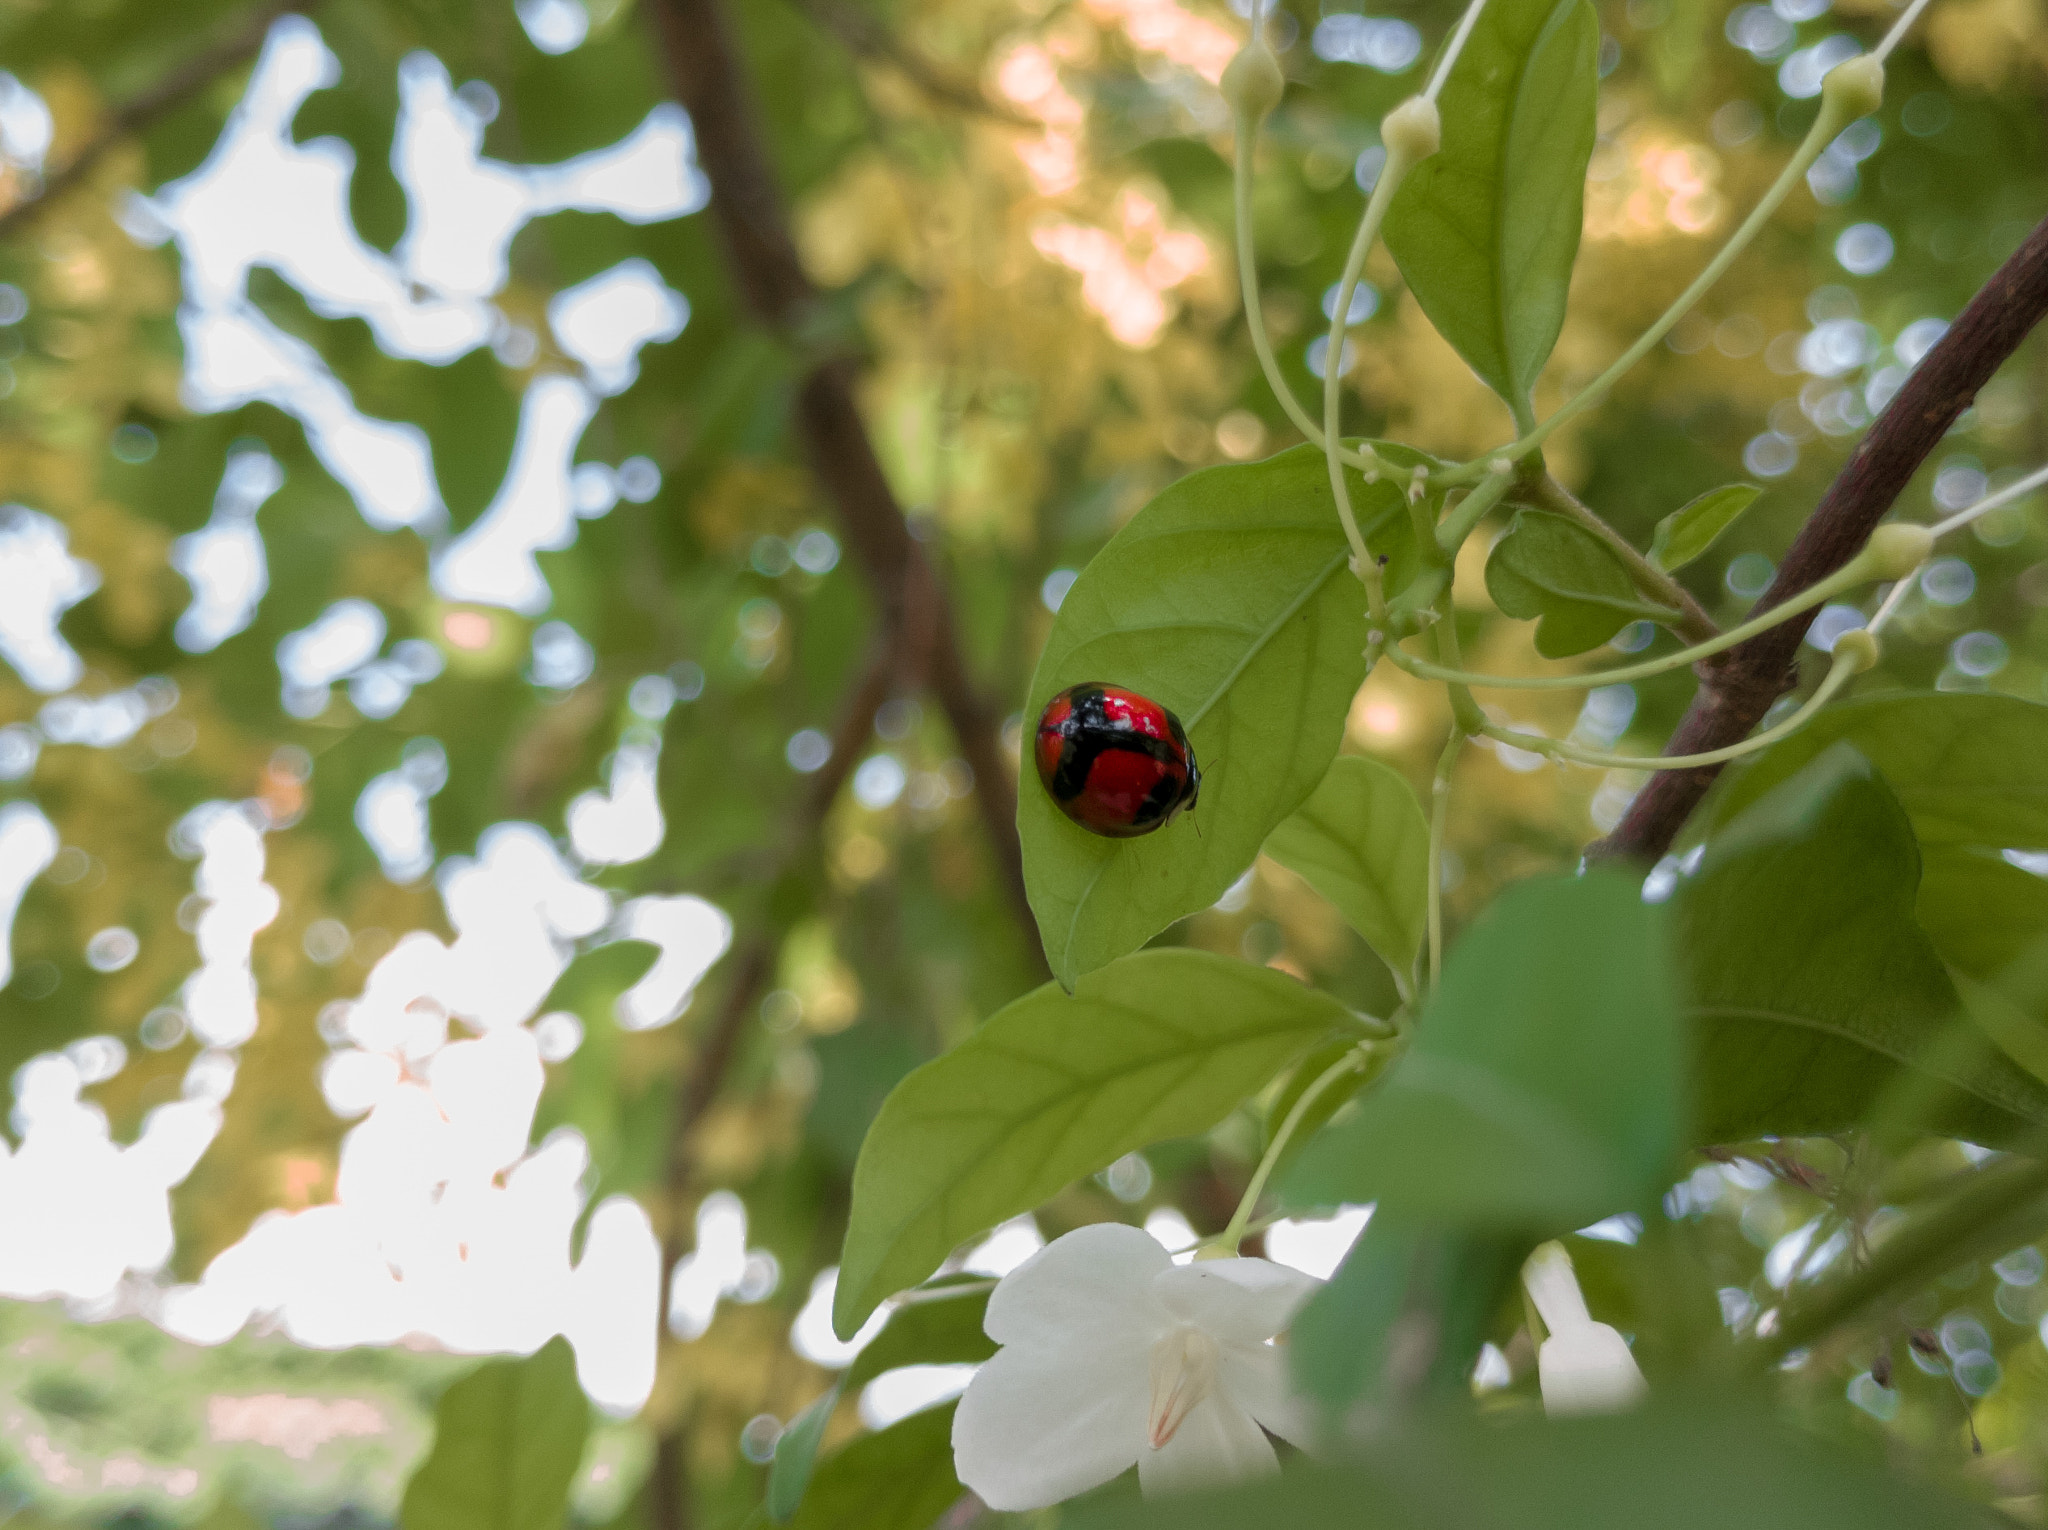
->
1064, 1400, 1998, 1530
768, 1383, 844, 1524
1021, 442, 1437, 990
1917, 846, 2048, 995
1648, 483, 1762, 572
843, 1283, 996, 1390
1264, 753, 1430, 987
785, 1401, 963, 1530
1707, 693, 2048, 850
1384, 0, 1600, 411
1485, 509, 1678, 657
1263, 1038, 1374, 1178
773, 1286, 993, 1523
399, 1337, 591, 1530
1676, 745, 2048, 1145
1285, 873, 1681, 1230
833, 949, 1364, 1338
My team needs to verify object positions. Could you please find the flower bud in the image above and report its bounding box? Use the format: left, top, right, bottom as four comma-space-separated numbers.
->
1831, 628, 1880, 674
1862, 522, 1934, 580
1222, 40, 1285, 121
1822, 55, 1885, 122
1381, 96, 1442, 165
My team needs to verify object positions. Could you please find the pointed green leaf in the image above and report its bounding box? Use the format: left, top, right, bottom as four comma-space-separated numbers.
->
772, 1286, 994, 1523
833, 949, 1366, 1337
1286, 874, 1681, 1230
1707, 693, 2048, 850
1385, 0, 1600, 410
1648, 483, 1762, 572
1486, 509, 1678, 657
1022, 442, 1438, 989
842, 1283, 995, 1391
1264, 753, 1430, 985
399, 1337, 590, 1530
785, 1402, 963, 1530
768, 1382, 845, 1524
1677, 745, 2048, 1145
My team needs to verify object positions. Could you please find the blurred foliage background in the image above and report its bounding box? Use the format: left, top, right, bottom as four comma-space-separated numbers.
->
0, 0, 2042, 1523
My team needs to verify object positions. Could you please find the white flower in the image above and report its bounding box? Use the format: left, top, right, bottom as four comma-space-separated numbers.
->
1523, 1240, 1647, 1417
951, 1222, 1320, 1510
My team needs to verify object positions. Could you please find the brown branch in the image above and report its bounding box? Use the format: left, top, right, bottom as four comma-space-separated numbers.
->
648, 0, 1038, 953
781, 0, 1036, 128
1593, 211, 2048, 864
0, 0, 295, 242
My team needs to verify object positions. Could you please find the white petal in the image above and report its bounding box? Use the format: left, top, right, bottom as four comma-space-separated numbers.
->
1217, 1340, 1318, 1452
1538, 1323, 1648, 1416
1154, 1256, 1321, 1345
952, 1336, 1148, 1511
984, 1222, 1171, 1349
1136, 1391, 1276, 1499
1523, 1241, 1592, 1334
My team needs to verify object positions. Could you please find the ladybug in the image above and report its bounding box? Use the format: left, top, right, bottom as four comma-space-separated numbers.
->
1034, 683, 1201, 838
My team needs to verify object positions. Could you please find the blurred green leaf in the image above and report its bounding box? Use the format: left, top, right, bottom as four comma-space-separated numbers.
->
1385, 0, 1600, 412
1286, 873, 1680, 1229
1021, 442, 1434, 989
1264, 752, 1429, 988
775, 1282, 992, 1522
784, 1400, 962, 1530
769, 1382, 844, 1524
1485, 509, 1678, 657
1648, 483, 1762, 572
1677, 745, 2048, 1144
1064, 1399, 1996, 1529
1708, 693, 2048, 849
834, 949, 1366, 1337
399, 1337, 590, 1530
844, 1283, 995, 1390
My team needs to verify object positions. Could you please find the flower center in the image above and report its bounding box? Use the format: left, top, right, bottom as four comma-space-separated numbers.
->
1146, 1325, 1219, 1449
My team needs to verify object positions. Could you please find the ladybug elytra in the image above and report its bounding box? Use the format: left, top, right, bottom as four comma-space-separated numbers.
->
1034, 683, 1201, 838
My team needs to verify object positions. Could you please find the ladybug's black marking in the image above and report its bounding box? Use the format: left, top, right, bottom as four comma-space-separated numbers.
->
1034, 683, 1201, 838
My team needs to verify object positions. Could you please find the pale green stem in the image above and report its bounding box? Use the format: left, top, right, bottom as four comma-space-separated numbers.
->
1476, 643, 1865, 771
1433, 462, 1516, 557
1425, 0, 1492, 101
1929, 461, 2048, 539
1427, 728, 1463, 989
891, 1277, 1001, 1306
1385, 554, 1879, 690
1875, 0, 1935, 60
1231, 119, 1381, 474
1431, 90, 1861, 488
1323, 149, 1421, 616
1218, 1049, 1368, 1253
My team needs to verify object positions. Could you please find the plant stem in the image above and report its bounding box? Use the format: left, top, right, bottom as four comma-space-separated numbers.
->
1231, 118, 1381, 473
1385, 554, 1879, 691
1218, 1050, 1368, 1252
1323, 147, 1422, 617
1477, 641, 1864, 771
1426, 728, 1463, 989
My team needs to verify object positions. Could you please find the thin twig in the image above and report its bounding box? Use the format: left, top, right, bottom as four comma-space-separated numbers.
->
0, 0, 295, 242
781, 0, 1036, 128
1594, 211, 2048, 863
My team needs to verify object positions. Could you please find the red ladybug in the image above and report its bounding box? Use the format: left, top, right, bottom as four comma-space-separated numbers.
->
1034, 683, 1201, 838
